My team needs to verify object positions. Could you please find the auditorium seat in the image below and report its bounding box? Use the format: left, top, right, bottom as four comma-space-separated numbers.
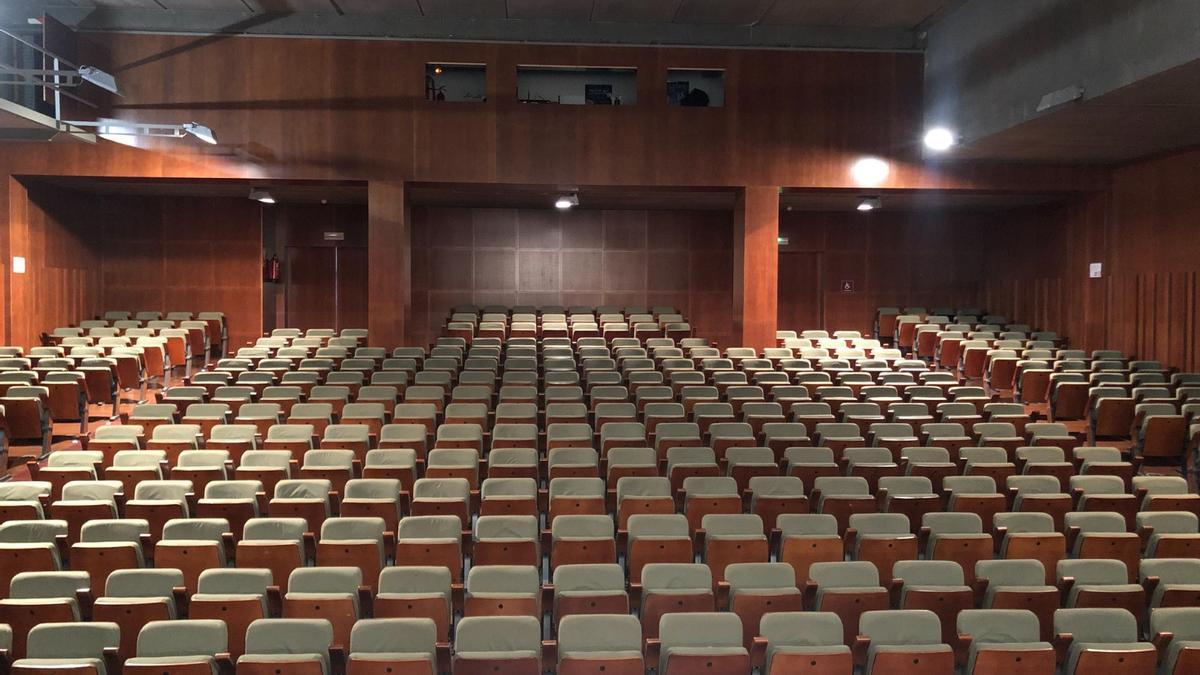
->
452, 615, 542, 674
856, 609, 954, 674
11, 621, 120, 675
238, 618, 333, 675
1053, 608, 1156, 675
0, 570, 88, 658
154, 517, 228, 593
553, 614, 642, 675
956, 609, 1054, 675
806, 561, 889, 646
655, 612, 748, 675
374, 566, 452, 641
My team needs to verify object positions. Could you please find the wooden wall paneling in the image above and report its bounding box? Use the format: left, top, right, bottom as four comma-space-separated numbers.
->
778, 251, 822, 331
2, 32, 1098, 193
5, 183, 264, 352
779, 209, 990, 334
9, 181, 102, 348
159, 197, 264, 350
286, 246, 337, 330
733, 187, 779, 349
0, 33, 1123, 356
276, 204, 369, 247
7, 179, 31, 348
334, 245, 370, 332
410, 205, 735, 347
367, 181, 409, 347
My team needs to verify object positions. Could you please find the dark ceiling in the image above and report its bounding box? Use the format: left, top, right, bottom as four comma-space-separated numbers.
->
18, 0, 956, 29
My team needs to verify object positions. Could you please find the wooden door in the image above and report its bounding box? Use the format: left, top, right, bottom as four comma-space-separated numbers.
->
335, 246, 369, 330
778, 252, 823, 332
285, 245, 368, 331
286, 246, 337, 330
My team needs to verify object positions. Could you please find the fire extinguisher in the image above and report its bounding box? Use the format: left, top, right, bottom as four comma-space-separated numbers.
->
263, 255, 281, 283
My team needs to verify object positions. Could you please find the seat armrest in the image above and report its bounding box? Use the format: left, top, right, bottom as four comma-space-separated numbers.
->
303, 532, 317, 564
875, 488, 889, 510
971, 578, 989, 607
221, 532, 237, 565
102, 647, 121, 675
1142, 575, 1161, 599
750, 636, 768, 670
802, 581, 818, 610
888, 578, 904, 607
1153, 631, 1174, 659
852, 636, 871, 668
1052, 633, 1073, 665
329, 644, 346, 675
215, 652, 235, 675
643, 638, 661, 669
383, 531, 396, 562
541, 640, 557, 673
436, 642, 451, 675
953, 634, 972, 668
451, 583, 464, 613
1137, 524, 1152, 552
843, 528, 858, 557
1057, 576, 1075, 604
173, 586, 190, 618
1065, 526, 1081, 553
916, 526, 930, 554
357, 586, 373, 617
266, 585, 283, 617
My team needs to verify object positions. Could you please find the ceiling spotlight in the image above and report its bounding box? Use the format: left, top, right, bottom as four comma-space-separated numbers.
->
182, 122, 217, 145
0, 29, 119, 95
249, 188, 276, 204
555, 194, 579, 210
77, 65, 119, 95
850, 157, 890, 187
857, 196, 882, 212
923, 127, 956, 152
60, 118, 219, 145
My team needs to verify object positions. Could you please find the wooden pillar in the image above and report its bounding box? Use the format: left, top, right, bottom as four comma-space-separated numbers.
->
733, 186, 780, 350
367, 180, 410, 348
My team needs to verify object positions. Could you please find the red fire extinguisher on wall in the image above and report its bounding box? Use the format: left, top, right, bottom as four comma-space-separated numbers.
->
263, 254, 281, 283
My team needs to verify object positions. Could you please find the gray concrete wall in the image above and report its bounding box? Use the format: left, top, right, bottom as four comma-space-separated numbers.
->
925, 0, 1200, 142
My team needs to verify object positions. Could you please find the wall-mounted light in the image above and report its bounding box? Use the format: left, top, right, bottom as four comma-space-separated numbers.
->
555, 194, 579, 210
249, 188, 276, 204
181, 122, 218, 145
61, 118, 219, 145
857, 196, 882, 212
433, 65, 444, 75
923, 127, 957, 152
12, 256, 26, 274
850, 157, 890, 187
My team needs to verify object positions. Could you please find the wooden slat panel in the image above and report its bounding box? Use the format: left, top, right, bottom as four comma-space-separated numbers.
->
411, 206, 735, 346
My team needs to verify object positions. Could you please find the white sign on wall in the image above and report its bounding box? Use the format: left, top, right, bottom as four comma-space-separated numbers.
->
1089, 262, 1103, 278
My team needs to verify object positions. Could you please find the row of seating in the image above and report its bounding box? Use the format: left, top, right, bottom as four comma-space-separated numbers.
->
1, 571, 1197, 673
0, 304, 1193, 674
15, 605, 1193, 675
868, 306, 1198, 462
449, 304, 680, 316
